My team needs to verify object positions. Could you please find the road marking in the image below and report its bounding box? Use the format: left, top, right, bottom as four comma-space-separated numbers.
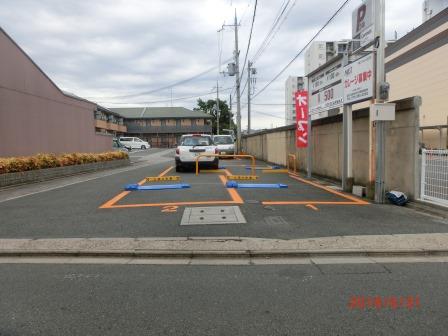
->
262, 169, 289, 173
306, 204, 319, 211
289, 173, 369, 204
161, 205, 179, 213
100, 166, 244, 209
99, 191, 130, 209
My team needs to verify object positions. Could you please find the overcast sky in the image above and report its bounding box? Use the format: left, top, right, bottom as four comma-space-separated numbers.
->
0, 0, 423, 129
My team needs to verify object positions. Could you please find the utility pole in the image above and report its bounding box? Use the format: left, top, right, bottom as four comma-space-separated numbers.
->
216, 81, 220, 135
374, 0, 386, 203
222, 10, 241, 151
247, 61, 252, 134
229, 94, 232, 130
234, 10, 242, 153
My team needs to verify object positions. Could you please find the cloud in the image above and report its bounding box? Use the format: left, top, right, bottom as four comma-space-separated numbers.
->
0, 0, 423, 128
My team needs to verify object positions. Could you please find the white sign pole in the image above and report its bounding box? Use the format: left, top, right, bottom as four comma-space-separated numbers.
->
374, 0, 386, 204
342, 51, 353, 192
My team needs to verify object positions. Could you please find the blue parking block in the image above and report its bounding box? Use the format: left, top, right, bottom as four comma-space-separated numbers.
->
226, 181, 288, 189
125, 183, 191, 191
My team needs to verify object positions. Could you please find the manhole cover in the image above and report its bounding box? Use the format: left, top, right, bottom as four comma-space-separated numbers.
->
180, 206, 246, 225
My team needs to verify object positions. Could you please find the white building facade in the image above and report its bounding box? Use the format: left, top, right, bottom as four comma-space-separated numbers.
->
304, 41, 348, 75
284, 76, 306, 125
422, 0, 448, 22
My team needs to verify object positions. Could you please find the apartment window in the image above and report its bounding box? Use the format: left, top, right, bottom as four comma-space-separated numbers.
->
150, 119, 161, 126
165, 119, 176, 126
196, 119, 204, 126
181, 119, 192, 126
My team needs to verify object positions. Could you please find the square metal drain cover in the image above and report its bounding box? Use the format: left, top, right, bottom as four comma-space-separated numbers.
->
180, 206, 246, 225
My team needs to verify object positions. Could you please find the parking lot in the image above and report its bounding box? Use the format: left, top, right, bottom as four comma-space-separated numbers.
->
1, 149, 447, 239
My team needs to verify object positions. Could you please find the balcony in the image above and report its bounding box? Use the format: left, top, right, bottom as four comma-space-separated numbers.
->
95, 119, 127, 133
124, 124, 212, 134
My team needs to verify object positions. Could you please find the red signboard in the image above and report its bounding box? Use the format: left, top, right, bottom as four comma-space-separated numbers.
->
295, 90, 308, 148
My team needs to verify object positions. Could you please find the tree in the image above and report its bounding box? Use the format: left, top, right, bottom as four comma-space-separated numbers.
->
194, 98, 235, 135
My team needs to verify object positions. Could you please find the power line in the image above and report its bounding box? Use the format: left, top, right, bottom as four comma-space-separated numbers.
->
250, 110, 284, 120
86, 57, 233, 100
252, 0, 296, 63
251, 0, 293, 63
240, 0, 258, 77
253, 0, 352, 99
99, 87, 233, 105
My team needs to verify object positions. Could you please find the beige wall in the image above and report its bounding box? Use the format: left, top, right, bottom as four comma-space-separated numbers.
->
384, 10, 448, 149
242, 97, 421, 199
0, 29, 112, 157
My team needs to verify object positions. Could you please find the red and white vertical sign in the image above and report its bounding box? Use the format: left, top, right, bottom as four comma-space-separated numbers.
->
295, 90, 308, 148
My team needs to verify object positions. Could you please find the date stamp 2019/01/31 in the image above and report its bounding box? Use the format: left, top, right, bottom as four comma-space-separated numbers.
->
348, 295, 420, 310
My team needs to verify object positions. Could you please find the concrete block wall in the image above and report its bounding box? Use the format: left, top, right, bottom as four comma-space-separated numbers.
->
242, 97, 421, 199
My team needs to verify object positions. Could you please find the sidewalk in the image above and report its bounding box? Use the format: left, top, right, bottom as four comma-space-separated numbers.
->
1, 233, 448, 258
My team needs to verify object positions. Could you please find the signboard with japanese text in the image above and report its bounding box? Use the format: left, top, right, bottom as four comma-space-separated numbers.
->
309, 59, 343, 120
343, 53, 374, 104
352, 0, 375, 49
295, 90, 308, 148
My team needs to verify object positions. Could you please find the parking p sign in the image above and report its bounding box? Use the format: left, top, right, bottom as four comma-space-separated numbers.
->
295, 90, 308, 148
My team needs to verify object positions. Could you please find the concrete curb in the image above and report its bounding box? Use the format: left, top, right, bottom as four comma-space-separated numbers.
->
2, 233, 448, 259
1, 249, 448, 259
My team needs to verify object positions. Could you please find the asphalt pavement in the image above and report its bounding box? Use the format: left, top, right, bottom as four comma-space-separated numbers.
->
0, 149, 447, 239
0, 262, 446, 336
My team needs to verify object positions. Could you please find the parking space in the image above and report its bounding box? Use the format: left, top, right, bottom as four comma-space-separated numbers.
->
100, 158, 366, 211
1, 154, 448, 239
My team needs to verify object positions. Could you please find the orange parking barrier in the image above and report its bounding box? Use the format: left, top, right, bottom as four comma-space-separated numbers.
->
287, 154, 297, 173
196, 154, 256, 176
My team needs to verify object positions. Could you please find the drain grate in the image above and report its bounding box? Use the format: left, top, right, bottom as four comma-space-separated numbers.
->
180, 206, 246, 225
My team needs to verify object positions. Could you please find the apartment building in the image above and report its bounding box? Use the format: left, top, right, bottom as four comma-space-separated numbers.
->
284, 76, 306, 125
110, 107, 212, 148
304, 41, 348, 75
0, 27, 120, 157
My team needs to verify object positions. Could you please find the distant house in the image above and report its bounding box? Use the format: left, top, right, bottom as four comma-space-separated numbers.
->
110, 107, 213, 148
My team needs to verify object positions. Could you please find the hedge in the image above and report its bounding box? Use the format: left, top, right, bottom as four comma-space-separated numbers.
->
0, 151, 129, 174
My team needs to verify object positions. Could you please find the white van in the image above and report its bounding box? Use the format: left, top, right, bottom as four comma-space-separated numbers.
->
119, 137, 151, 149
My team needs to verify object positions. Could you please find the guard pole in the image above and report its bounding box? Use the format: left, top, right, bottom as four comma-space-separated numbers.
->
342, 104, 353, 192
374, 0, 386, 203
306, 82, 312, 178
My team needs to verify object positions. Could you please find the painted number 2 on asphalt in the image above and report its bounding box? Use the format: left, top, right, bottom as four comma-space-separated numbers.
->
161, 206, 178, 213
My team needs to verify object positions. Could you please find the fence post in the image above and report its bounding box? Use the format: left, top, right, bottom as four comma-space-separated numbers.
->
420, 149, 426, 200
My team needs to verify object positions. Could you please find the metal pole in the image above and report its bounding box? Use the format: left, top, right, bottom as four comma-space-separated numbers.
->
306, 79, 312, 179
247, 61, 252, 134
234, 10, 242, 154
229, 94, 232, 130
374, 0, 386, 203
342, 51, 353, 192
343, 104, 353, 191
216, 81, 220, 135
